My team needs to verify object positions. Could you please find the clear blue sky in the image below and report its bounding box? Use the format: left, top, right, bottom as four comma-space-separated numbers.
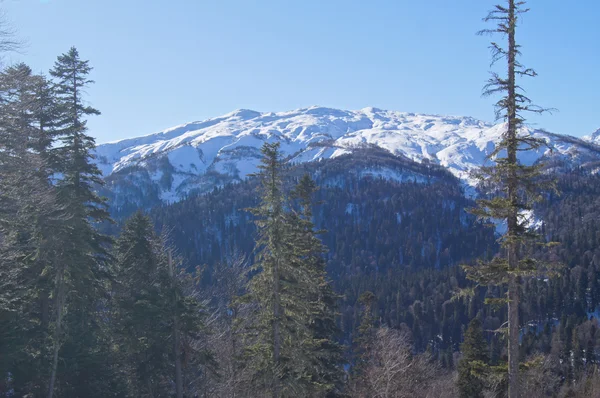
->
4, 0, 599, 142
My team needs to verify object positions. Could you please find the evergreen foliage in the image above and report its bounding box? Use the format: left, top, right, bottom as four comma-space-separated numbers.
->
242, 143, 319, 397
463, 2, 556, 396
2, 6, 600, 398
0, 63, 63, 397
111, 211, 213, 397
289, 174, 345, 395
111, 212, 174, 396
458, 318, 489, 398
46, 47, 115, 398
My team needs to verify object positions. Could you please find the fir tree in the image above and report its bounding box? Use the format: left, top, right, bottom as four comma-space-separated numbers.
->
0, 63, 64, 396
49, 46, 107, 221
457, 318, 489, 398
243, 142, 315, 397
463, 2, 555, 396
290, 174, 344, 396
46, 47, 114, 398
354, 290, 376, 373
112, 212, 212, 397
112, 212, 173, 396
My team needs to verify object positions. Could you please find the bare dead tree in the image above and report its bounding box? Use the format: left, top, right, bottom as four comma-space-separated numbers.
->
0, 10, 23, 58
351, 327, 443, 398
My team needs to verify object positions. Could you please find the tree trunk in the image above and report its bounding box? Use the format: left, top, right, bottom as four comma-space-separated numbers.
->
270, 157, 282, 398
47, 266, 65, 398
40, 289, 49, 329
272, 255, 281, 398
231, 306, 238, 398
506, 1, 520, 396
169, 252, 184, 398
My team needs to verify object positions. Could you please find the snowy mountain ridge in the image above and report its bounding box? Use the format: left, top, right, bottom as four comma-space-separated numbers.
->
94, 106, 600, 203
583, 128, 600, 143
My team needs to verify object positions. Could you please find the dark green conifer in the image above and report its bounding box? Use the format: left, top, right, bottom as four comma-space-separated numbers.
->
112, 212, 211, 397
457, 318, 489, 398
290, 174, 344, 396
112, 212, 173, 396
243, 142, 316, 397
0, 63, 63, 397
46, 47, 114, 398
463, 2, 556, 396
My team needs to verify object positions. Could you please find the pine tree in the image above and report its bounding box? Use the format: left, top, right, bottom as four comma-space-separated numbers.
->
353, 290, 376, 375
457, 318, 489, 398
46, 47, 114, 398
112, 212, 173, 396
112, 212, 212, 397
49, 46, 107, 222
243, 142, 315, 397
463, 2, 554, 397
290, 174, 344, 396
0, 63, 64, 396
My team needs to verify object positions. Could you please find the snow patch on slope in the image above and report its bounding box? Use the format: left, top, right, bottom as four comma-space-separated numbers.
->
95, 107, 600, 203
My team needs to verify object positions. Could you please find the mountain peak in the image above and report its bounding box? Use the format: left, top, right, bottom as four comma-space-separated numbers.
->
582, 127, 600, 143
95, 106, 600, 203
225, 109, 262, 119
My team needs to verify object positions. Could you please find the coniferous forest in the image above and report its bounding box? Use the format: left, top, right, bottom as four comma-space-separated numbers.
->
2, 1, 600, 397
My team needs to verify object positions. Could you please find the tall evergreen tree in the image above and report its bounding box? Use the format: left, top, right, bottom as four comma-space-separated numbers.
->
0, 63, 64, 396
111, 212, 173, 397
243, 142, 315, 397
463, 2, 553, 397
49, 46, 107, 221
112, 212, 212, 397
290, 174, 344, 396
46, 47, 114, 398
353, 291, 376, 375
457, 318, 489, 398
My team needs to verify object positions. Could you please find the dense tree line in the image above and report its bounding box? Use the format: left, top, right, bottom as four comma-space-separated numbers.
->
0, 49, 215, 397
150, 149, 497, 282
0, 49, 344, 396
145, 148, 600, 397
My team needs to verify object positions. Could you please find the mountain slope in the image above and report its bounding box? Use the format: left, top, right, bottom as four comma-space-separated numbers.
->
583, 128, 600, 143
95, 106, 600, 205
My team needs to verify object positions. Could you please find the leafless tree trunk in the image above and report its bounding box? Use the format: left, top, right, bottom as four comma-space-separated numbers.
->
354, 327, 439, 398
0, 11, 22, 57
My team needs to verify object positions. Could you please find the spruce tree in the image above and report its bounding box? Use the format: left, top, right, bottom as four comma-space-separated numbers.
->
112, 212, 212, 397
290, 174, 344, 396
46, 47, 113, 398
49, 46, 107, 221
463, 2, 554, 396
457, 318, 489, 398
0, 63, 63, 396
243, 142, 315, 397
354, 291, 376, 373
112, 212, 173, 396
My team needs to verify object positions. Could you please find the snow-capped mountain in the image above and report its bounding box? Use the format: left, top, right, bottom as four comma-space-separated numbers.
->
583, 128, 600, 144
95, 106, 600, 204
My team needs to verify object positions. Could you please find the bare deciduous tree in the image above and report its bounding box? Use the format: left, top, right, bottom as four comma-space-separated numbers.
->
351, 327, 452, 398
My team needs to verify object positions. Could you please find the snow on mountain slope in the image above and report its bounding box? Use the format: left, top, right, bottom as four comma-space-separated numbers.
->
583, 128, 600, 144
95, 106, 600, 203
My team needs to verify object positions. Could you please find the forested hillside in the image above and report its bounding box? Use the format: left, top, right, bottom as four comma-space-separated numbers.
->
148, 150, 600, 380
2, 1, 600, 397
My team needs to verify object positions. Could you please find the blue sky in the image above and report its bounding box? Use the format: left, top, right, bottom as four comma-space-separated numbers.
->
4, 0, 599, 142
